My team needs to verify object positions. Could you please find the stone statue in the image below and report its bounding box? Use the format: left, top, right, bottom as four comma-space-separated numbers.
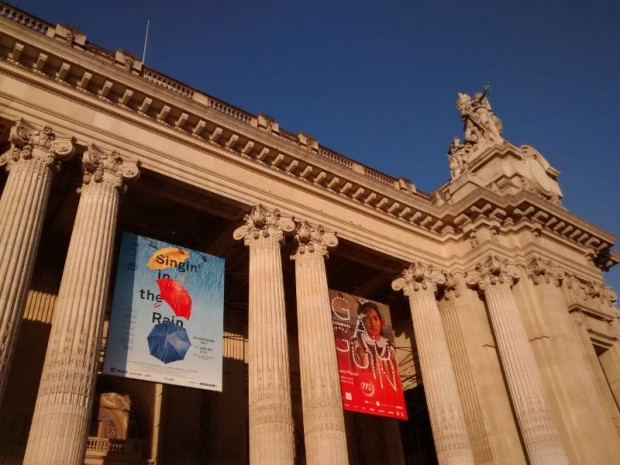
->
447, 135, 476, 178
456, 87, 503, 151
448, 136, 465, 178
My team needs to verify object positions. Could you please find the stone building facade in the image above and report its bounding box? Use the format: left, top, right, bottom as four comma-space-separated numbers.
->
0, 3, 619, 465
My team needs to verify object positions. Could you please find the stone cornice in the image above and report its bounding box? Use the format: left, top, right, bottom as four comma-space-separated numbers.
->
437, 188, 617, 269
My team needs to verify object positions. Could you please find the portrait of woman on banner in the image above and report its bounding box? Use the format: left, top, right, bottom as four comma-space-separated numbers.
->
350, 301, 400, 397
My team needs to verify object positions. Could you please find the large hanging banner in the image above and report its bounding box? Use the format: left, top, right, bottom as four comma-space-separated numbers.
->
330, 290, 407, 419
103, 232, 224, 391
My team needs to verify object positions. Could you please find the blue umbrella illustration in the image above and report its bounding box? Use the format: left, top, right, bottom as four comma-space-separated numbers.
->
147, 322, 191, 364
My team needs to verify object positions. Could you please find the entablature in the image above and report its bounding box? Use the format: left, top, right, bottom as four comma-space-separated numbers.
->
0, 6, 463, 240
437, 188, 616, 270
0, 1, 617, 273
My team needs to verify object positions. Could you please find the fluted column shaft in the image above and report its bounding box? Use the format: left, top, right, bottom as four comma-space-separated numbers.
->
467, 256, 568, 465
24, 147, 138, 465
234, 206, 295, 465
293, 222, 348, 465
393, 264, 474, 465
438, 290, 494, 465
0, 120, 74, 405
573, 315, 620, 439
525, 258, 620, 464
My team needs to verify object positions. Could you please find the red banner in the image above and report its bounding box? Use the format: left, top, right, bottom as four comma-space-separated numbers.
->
330, 290, 407, 420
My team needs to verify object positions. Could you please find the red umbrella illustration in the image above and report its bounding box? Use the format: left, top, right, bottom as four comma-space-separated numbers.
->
155, 278, 192, 319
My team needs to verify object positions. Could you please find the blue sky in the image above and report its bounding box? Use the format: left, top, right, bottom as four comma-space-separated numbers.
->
11, 0, 620, 291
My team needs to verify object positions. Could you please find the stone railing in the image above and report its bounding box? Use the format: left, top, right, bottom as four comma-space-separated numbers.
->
143, 68, 194, 98
85, 42, 115, 61
278, 127, 299, 143
318, 147, 354, 168
365, 166, 396, 186
86, 437, 142, 455
0, 3, 49, 34
209, 99, 253, 123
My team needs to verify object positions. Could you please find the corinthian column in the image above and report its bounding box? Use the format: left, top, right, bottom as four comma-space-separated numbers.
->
526, 258, 620, 464
392, 263, 474, 465
0, 119, 74, 405
23, 146, 139, 465
233, 205, 296, 465
292, 221, 348, 465
466, 256, 568, 465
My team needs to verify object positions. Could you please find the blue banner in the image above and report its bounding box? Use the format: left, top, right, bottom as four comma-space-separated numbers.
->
103, 232, 224, 391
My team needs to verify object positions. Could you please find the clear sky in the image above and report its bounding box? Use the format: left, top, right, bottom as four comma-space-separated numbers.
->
10, 0, 620, 291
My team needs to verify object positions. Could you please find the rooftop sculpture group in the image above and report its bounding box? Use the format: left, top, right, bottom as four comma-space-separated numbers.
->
448, 86, 504, 178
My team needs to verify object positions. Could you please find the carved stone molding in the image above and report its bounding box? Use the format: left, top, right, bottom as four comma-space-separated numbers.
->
565, 275, 618, 311
0, 118, 75, 170
82, 145, 140, 191
466, 255, 520, 292
440, 272, 460, 300
526, 257, 565, 287
391, 262, 447, 296
292, 221, 338, 258
232, 204, 295, 246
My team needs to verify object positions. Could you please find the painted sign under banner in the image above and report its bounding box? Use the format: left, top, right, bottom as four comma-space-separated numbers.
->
103, 232, 224, 391
330, 290, 408, 420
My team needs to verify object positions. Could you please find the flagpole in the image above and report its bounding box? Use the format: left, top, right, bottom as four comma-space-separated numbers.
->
142, 19, 150, 63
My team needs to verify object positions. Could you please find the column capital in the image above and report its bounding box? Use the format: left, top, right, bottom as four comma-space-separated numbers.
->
392, 262, 447, 296
232, 204, 295, 246
292, 221, 337, 259
82, 145, 139, 191
466, 255, 520, 292
1, 118, 75, 170
565, 274, 617, 309
526, 257, 565, 287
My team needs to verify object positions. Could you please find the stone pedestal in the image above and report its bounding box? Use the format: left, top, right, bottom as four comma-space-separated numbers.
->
0, 119, 74, 405
292, 221, 348, 465
234, 205, 296, 465
393, 263, 475, 465
467, 256, 568, 465
23, 146, 138, 465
